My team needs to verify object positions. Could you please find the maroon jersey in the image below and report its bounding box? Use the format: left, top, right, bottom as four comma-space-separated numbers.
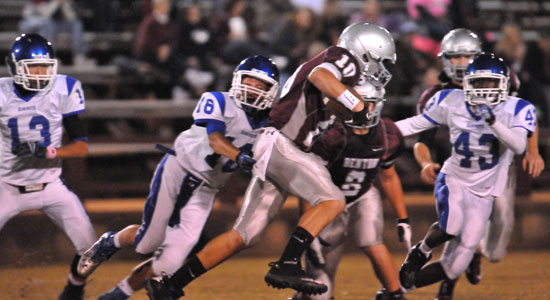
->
311, 118, 404, 204
416, 80, 461, 114
266, 46, 361, 150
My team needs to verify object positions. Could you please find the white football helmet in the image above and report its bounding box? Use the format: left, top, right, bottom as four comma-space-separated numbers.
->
337, 22, 396, 89
439, 28, 482, 82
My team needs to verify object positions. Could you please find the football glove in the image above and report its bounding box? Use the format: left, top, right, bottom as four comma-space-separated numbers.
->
345, 104, 369, 127
397, 218, 412, 251
473, 104, 495, 125
236, 150, 255, 173
12, 142, 50, 159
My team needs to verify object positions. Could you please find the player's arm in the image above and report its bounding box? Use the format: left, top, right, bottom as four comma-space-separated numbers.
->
57, 114, 88, 158
523, 122, 545, 178
413, 130, 441, 185
395, 114, 437, 137
206, 121, 254, 172
378, 165, 411, 249
308, 66, 364, 113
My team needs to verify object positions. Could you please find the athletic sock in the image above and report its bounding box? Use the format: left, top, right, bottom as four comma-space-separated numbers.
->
279, 226, 314, 263
169, 255, 206, 289
113, 232, 122, 248
419, 240, 432, 256
117, 277, 135, 296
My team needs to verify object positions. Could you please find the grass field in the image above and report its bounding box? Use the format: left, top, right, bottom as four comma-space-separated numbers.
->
1, 250, 549, 300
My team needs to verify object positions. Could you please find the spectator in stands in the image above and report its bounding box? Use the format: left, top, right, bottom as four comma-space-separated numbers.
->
407, 0, 451, 57
318, 0, 347, 47
348, 0, 407, 35
269, 7, 319, 76
18, 0, 91, 66
175, 3, 216, 100
134, 0, 178, 99
494, 23, 549, 127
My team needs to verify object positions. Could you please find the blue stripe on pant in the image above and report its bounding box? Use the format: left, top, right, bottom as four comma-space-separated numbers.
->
435, 172, 450, 231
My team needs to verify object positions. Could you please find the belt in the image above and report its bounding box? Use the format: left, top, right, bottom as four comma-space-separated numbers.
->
14, 183, 48, 193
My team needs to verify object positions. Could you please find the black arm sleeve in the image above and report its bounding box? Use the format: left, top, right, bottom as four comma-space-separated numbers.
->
416, 127, 438, 148
62, 114, 87, 141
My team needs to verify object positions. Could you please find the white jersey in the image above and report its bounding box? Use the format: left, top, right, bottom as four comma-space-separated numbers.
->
174, 91, 265, 188
398, 89, 536, 197
0, 75, 85, 185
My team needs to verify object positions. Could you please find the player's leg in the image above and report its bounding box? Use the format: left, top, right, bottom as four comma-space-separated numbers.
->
0, 182, 25, 232
400, 173, 462, 289
264, 134, 345, 295
415, 191, 493, 291
145, 176, 286, 299
40, 178, 96, 300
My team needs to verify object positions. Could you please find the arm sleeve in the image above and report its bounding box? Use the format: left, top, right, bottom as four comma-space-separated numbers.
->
62, 114, 87, 142
193, 92, 226, 126
490, 121, 527, 154
395, 114, 437, 137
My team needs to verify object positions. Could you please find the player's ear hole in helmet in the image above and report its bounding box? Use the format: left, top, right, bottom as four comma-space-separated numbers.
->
230, 55, 280, 111
6, 33, 57, 92
463, 53, 509, 106
337, 22, 396, 89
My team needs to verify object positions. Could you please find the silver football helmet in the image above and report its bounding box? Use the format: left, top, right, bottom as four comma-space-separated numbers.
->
439, 28, 482, 82
337, 22, 396, 89
345, 78, 385, 129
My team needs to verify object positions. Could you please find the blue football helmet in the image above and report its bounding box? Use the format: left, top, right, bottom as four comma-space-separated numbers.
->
345, 77, 385, 129
463, 53, 509, 106
6, 33, 57, 91
230, 55, 280, 110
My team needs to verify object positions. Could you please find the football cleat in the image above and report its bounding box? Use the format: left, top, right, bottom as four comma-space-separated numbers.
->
465, 252, 482, 285
374, 288, 408, 300
399, 243, 432, 289
264, 261, 328, 295
97, 286, 130, 300
434, 278, 457, 300
58, 281, 84, 300
78, 231, 119, 277
145, 276, 184, 300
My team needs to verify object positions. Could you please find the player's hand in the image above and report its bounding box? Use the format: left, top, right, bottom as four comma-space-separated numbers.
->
345, 105, 369, 127
305, 237, 326, 267
420, 162, 440, 185
12, 142, 52, 159
472, 104, 495, 125
522, 150, 545, 178
236, 150, 255, 173
397, 218, 412, 250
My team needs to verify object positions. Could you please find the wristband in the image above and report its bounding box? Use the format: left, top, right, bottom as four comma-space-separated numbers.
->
46, 146, 57, 159
336, 89, 361, 110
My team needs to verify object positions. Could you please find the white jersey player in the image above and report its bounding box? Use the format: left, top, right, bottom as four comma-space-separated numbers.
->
77, 55, 280, 300
396, 54, 537, 292
0, 33, 96, 300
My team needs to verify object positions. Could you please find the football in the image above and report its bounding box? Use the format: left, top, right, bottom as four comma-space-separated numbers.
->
323, 87, 362, 121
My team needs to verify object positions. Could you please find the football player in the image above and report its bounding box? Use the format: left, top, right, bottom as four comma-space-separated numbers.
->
0, 33, 97, 300
143, 22, 396, 300
413, 29, 544, 300
76, 55, 280, 300
291, 80, 410, 300
397, 54, 537, 293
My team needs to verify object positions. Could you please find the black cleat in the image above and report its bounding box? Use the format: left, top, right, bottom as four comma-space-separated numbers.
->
435, 278, 457, 300
465, 252, 482, 285
58, 281, 84, 300
265, 261, 328, 295
145, 276, 184, 300
399, 243, 432, 289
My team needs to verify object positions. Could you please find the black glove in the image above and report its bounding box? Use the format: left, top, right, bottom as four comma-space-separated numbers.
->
345, 104, 369, 127
397, 218, 412, 250
236, 150, 255, 173
12, 142, 47, 158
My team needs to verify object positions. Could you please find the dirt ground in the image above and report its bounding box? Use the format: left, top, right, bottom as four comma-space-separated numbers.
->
1, 250, 548, 300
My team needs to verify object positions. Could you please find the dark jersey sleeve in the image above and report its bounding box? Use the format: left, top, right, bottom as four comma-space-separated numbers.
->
62, 114, 87, 142
416, 84, 443, 114
380, 118, 404, 169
